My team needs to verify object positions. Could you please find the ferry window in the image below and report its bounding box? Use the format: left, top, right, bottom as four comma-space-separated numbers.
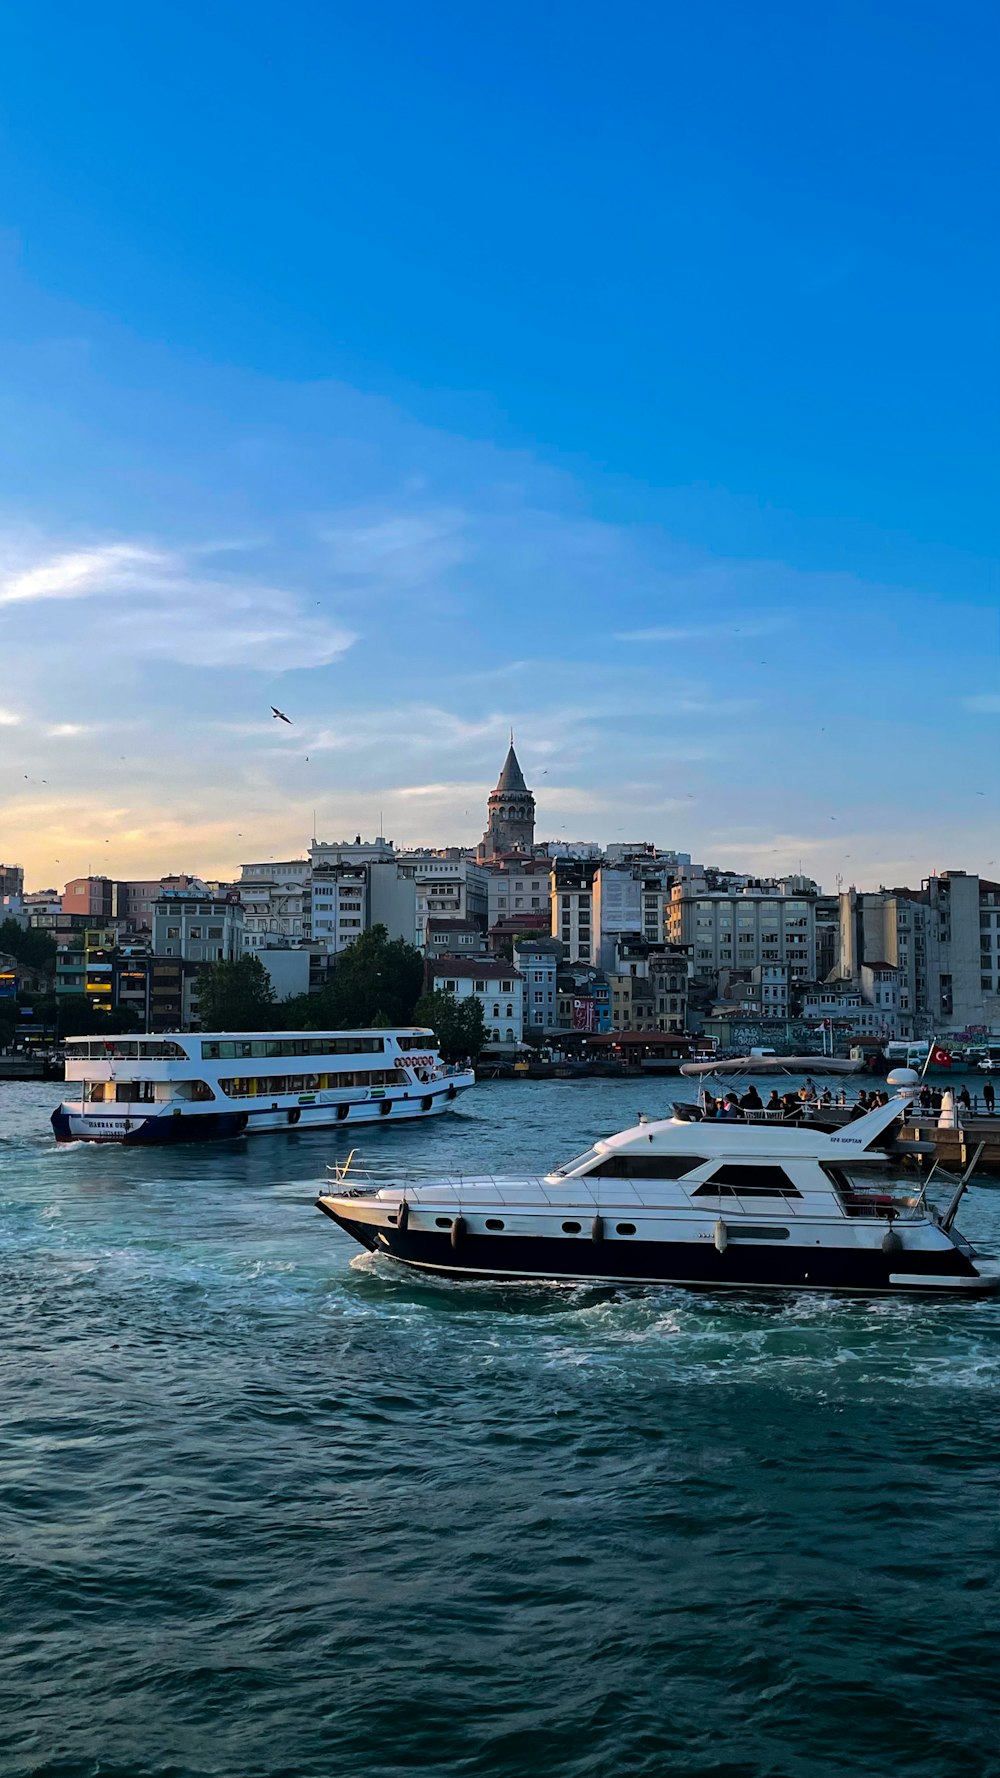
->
729, 1226, 790, 1241
561, 1221, 582, 1234
616, 1222, 637, 1236
590, 1154, 708, 1179
485, 1218, 505, 1231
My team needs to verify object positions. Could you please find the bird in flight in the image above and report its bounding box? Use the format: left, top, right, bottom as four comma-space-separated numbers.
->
271, 706, 292, 724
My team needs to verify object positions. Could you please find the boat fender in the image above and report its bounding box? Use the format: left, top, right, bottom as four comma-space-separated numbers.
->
714, 1219, 728, 1253
447, 1084, 457, 1100
591, 1214, 605, 1242
881, 1228, 903, 1254
451, 1215, 466, 1251
397, 1199, 409, 1232
380, 1099, 392, 1116
421, 1095, 433, 1112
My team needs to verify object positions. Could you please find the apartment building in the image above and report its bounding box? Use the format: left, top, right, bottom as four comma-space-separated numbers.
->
550, 858, 598, 964
484, 858, 550, 937
839, 873, 1000, 1035
396, 853, 488, 949
310, 861, 416, 952
670, 880, 817, 982
514, 938, 560, 1034
239, 860, 310, 949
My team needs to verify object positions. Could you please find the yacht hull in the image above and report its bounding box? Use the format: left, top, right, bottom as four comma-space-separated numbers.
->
318, 1202, 998, 1294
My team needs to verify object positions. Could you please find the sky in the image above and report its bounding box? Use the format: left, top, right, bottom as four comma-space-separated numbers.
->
0, 0, 998, 893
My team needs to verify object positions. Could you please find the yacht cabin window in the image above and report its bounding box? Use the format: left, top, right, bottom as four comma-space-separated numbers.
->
589, 1154, 709, 1180
695, 1164, 801, 1198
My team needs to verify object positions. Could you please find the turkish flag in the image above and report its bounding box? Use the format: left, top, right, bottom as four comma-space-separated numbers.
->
931, 1045, 952, 1068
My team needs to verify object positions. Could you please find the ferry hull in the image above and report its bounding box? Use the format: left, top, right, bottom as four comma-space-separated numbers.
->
318, 1204, 999, 1295
52, 1079, 472, 1145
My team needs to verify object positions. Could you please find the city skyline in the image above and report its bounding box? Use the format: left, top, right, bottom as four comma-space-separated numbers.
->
2, 4, 998, 888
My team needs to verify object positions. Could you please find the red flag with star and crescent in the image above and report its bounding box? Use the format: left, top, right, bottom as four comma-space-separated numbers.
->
930, 1045, 952, 1068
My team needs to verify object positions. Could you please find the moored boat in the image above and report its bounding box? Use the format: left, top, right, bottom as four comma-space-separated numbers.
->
316, 1071, 998, 1295
680, 1053, 862, 1077
52, 1028, 474, 1144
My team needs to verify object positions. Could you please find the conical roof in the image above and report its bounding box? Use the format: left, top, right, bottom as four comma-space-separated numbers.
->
494, 743, 529, 795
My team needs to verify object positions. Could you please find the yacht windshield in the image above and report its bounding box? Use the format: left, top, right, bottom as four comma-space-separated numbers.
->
553, 1146, 601, 1176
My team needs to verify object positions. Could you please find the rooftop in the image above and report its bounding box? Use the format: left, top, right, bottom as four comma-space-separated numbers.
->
493, 743, 529, 796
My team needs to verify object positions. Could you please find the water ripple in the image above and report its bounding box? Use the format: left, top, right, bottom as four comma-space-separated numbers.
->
2, 1079, 999, 1778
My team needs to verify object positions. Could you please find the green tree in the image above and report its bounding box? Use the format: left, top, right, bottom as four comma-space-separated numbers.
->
50, 995, 142, 1038
325, 926, 424, 1027
194, 955, 278, 1031
0, 919, 57, 977
413, 989, 488, 1063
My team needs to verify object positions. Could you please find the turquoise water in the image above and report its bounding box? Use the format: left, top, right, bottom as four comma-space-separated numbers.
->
3, 1077, 1000, 1778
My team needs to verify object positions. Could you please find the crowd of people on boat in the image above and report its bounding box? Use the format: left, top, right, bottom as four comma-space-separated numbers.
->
699, 1077, 996, 1123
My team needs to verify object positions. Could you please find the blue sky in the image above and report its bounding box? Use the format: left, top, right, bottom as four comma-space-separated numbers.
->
0, 0, 997, 890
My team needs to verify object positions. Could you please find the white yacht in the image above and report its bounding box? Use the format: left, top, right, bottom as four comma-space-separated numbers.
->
317, 1071, 998, 1295
52, 1028, 474, 1145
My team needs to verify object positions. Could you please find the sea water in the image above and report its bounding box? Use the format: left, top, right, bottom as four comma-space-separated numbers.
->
2, 1077, 999, 1778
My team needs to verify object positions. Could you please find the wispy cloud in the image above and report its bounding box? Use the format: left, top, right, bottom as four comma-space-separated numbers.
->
0, 534, 357, 672
963, 694, 1000, 714
0, 543, 161, 607
0, 706, 22, 725
614, 617, 786, 643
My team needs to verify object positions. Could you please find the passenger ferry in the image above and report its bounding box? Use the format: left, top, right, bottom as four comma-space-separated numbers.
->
51, 1028, 475, 1145
317, 1070, 998, 1296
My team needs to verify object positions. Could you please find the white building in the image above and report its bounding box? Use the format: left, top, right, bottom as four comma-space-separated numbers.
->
309, 835, 396, 869
800, 974, 896, 1038
751, 963, 790, 1018
603, 844, 693, 869
24, 889, 63, 919
514, 939, 560, 1033
484, 859, 550, 936
592, 868, 643, 969
429, 959, 524, 1045
397, 854, 488, 949
310, 861, 416, 953
239, 860, 310, 949
670, 880, 817, 983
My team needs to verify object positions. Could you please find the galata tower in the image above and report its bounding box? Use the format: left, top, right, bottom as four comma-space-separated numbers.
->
477, 736, 536, 859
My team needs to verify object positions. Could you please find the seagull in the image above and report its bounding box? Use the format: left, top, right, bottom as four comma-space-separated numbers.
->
271, 706, 292, 724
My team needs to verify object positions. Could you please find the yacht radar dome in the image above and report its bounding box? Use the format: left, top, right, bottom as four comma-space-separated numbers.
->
887, 1067, 921, 1090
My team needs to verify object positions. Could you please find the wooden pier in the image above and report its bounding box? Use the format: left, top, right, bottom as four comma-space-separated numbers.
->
896, 1119, 1000, 1176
